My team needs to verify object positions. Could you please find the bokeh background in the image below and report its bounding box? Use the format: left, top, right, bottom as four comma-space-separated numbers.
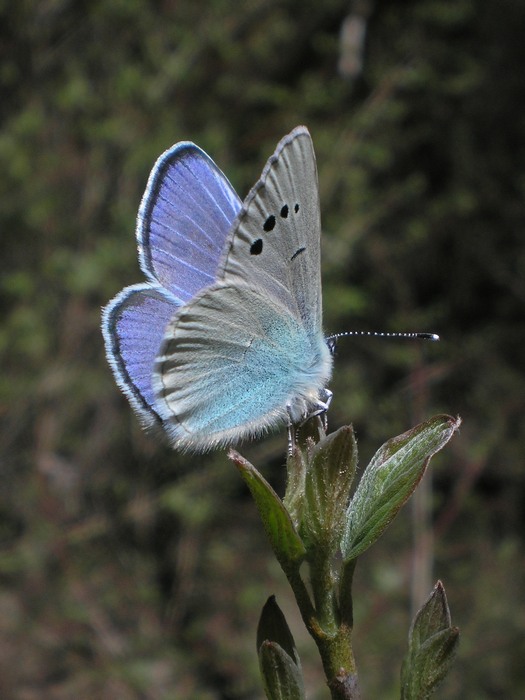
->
1, 1, 524, 698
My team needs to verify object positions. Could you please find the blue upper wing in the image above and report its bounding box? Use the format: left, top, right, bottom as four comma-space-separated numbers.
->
137, 143, 242, 302
102, 284, 181, 428
103, 140, 242, 427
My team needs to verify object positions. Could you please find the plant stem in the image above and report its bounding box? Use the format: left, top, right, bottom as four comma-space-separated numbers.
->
339, 559, 356, 628
310, 546, 338, 633
318, 624, 360, 700
286, 561, 360, 699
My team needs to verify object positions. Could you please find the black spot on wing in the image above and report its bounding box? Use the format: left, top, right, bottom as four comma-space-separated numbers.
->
254, 202, 301, 253
250, 239, 263, 255
291, 246, 306, 261
263, 215, 276, 231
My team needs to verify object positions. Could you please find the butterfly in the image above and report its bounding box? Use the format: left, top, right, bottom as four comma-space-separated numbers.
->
102, 126, 333, 451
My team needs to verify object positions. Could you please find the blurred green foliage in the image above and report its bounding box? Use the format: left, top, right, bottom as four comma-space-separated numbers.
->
1, 1, 524, 698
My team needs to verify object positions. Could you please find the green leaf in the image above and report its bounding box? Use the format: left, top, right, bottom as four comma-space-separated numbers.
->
282, 443, 308, 528
259, 640, 306, 700
283, 415, 331, 527
341, 415, 460, 562
257, 596, 301, 670
401, 581, 459, 700
301, 426, 357, 553
410, 580, 451, 647
229, 450, 306, 571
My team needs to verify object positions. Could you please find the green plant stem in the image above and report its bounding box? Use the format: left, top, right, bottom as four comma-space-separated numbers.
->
339, 559, 357, 628
317, 624, 360, 700
286, 563, 360, 700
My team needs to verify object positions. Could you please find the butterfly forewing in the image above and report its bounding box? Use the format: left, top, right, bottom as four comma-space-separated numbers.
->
219, 127, 323, 335
137, 144, 242, 302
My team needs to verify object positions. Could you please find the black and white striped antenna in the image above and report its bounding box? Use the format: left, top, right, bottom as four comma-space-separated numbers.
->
327, 330, 439, 342
326, 330, 439, 352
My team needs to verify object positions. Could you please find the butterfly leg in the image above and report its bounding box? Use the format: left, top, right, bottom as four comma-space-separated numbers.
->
317, 388, 333, 431
302, 388, 332, 429
286, 418, 298, 455
286, 388, 333, 453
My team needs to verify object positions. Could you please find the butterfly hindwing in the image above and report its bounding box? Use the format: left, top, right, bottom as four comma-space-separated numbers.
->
154, 283, 329, 450
102, 283, 182, 427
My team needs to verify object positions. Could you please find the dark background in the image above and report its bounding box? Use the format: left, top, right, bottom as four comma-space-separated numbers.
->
1, 1, 524, 698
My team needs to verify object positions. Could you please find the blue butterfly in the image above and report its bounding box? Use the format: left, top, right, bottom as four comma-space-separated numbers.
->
102, 126, 333, 451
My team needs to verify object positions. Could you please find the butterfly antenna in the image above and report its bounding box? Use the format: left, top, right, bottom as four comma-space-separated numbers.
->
326, 330, 440, 344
